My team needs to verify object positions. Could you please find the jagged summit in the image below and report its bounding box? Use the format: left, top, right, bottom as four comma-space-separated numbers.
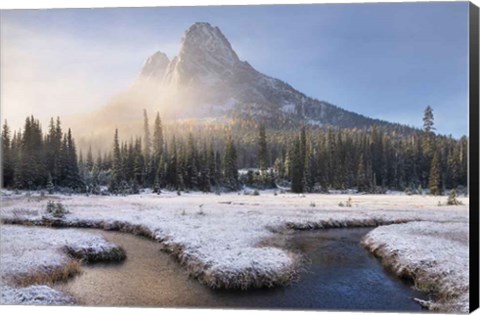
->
181, 22, 239, 66
139, 51, 170, 82
163, 22, 240, 87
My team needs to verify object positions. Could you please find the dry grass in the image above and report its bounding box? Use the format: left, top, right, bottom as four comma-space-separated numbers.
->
281, 217, 413, 232
362, 239, 467, 313
11, 260, 81, 287
64, 246, 126, 264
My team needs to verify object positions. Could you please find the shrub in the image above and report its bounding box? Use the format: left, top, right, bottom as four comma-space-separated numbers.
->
339, 197, 352, 207
46, 201, 69, 218
253, 189, 260, 196
446, 190, 463, 206
309, 202, 316, 207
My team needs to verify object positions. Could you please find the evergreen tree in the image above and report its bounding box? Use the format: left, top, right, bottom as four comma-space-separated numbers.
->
304, 144, 316, 192
12, 130, 23, 189
274, 157, 285, 179
143, 109, 152, 185
165, 136, 178, 189
206, 142, 216, 186
300, 126, 307, 166
223, 136, 239, 190
316, 139, 329, 192
429, 151, 442, 195
459, 136, 468, 188
59, 129, 82, 190
284, 149, 292, 179
43, 117, 64, 187
214, 149, 223, 186
422, 106, 435, 186
90, 163, 101, 194
86, 145, 94, 172
258, 123, 268, 171
291, 138, 304, 193
17, 116, 46, 189
152, 112, 164, 161
143, 109, 151, 159
198, 142, 211, 192
357, 154, 367, 192
133, 137, 145, 186
46, 173, 54, 194
326, 128, 337, 188
53, 118, 63, 185
110, 129, 122, 193
423, 106, 435, 134
1, 120, 13, 187
185, 133, 199, 189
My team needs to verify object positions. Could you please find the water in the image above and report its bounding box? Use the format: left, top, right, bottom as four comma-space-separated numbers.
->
54, 227, 428, 311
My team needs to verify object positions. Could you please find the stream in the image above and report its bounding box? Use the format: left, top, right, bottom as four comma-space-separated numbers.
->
54, 227, 429, 311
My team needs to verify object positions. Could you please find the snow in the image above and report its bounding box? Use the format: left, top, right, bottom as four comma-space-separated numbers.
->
281, 103, 296, 114
0, 225, 123, 305
362, 221, 469, 313
139, 51, 170, 82
0, 191, 469, 307
1, 285, 74, 305
307, 119, 323, 126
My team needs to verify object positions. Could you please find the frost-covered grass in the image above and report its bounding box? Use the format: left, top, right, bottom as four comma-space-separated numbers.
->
362, 221, 469, 313
0, 225, 125, 305
1, 285, 74, 305
0, 191, 469, 310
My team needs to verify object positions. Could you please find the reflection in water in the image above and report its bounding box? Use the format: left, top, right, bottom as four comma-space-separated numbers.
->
54, 228, 428, 311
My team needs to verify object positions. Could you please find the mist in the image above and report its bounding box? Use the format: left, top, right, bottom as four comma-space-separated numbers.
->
0, 20, 223, 155
0, 21, 172, 137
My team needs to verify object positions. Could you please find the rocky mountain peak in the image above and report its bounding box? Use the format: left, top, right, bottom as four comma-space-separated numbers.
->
163, 22, 240, 87
181, 22, 239, 65
139, 51, 170, 82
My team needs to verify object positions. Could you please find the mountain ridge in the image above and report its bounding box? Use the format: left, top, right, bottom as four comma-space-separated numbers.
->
92, 22, 417, 134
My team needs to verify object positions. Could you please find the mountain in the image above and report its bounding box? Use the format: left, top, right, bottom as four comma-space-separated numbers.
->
75, 21, 414, 148
126, 22, 401, 130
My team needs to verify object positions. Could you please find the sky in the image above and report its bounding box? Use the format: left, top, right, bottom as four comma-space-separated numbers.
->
0, 2, 470, 137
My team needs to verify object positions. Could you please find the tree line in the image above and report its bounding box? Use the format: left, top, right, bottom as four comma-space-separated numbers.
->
1, 106, 468, 195
2, 116, 82, 191
278, 107, 467, 194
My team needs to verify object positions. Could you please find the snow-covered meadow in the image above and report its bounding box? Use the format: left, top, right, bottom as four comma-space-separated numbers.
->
0, 225, 125, 304
362, 221, 469, 313
0, 190, 469, 311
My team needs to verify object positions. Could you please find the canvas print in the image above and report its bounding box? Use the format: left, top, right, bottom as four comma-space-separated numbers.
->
0, 1, 477, 313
